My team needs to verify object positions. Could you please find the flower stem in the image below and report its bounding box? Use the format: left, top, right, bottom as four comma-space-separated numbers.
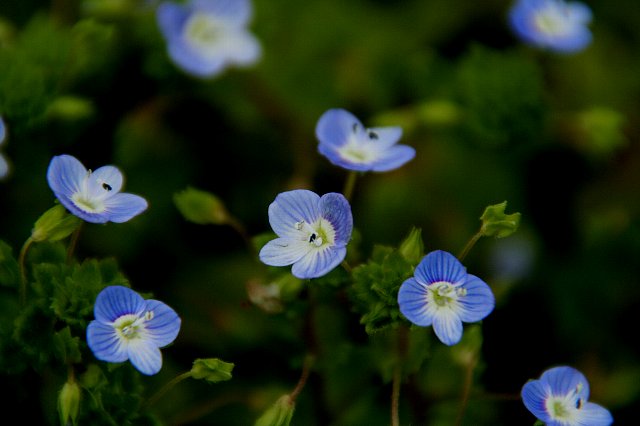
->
66, 222, 83, 264
18, 237, 34, 307
454, 355, 478, 426
289, 354, 315, 403
343, 171, 359, 201
144, 371, 193, 409
457, 230, 483, 262
391, 364, 401, 426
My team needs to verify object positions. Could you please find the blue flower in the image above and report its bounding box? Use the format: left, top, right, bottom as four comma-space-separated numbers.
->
522, 366, 613, 426
259, 189, 353, 279
47, 154, 148, 224
509, 0, 592, 54
397, 250, 495, 346
87, 286, 181, 376
0, 116, 9, 179
315, 109, 415, 172
157, 0, 261, 78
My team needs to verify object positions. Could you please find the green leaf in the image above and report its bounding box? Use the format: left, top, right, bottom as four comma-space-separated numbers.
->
0, 240, 20, 288
190, 358, 235, 383
174, 187, 230, 225
480, 201, 521, 238
53, 326, 82, 365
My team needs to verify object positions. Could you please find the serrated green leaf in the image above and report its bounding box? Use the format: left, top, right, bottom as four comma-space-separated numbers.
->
0, 240, 20, 288
53, 326, 82, 364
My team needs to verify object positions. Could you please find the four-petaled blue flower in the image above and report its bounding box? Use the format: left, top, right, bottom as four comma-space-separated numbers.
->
47, 154, 148, 224
157, 0, 261, 78
315, 109, 415, 172
0, 116, 8, 179
259, 189, 353, 279
87, 286, 181, 376
397, 250, 495, 346
509, 0, 592, 54
522, 366, 613, 426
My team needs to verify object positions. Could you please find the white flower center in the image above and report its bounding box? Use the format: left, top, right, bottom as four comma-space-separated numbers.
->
184, 12, 226, 55
71, 170, 114, 214
336, 122, 383, 164
113, 310, 154, 341
428, 281, 466, 309
534, 6, 571, 36
295, 219, 336, 248
545, 384, 584, 423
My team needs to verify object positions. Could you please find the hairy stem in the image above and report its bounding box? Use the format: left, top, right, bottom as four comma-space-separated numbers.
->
457, 230, 483, 262
144, 371, 193, 409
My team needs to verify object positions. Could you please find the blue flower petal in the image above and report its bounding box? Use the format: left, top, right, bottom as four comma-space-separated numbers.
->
90, 165, 124, 196
397, 278, 433, 326
432, 310, 463, 346
0, 117, 5, 145
47, 155, 85, 201
577, 402, 613, 425
0, 154, 8, 179
191, 0, 253, 27
103, 193, 149, 223
259, 238, 310, 267
127, 339, 163, 375
414, 250, 467, 285
370, 145, 416, 172
457, 274, 495, 323
316, 108, 361, 149
319, 193, 353, 246
144, 299, 182, 348
168, 40, 227, 78
291, 246, 346, 279
94, 286, 146, 323
157, 2, 190, 39
540, 366, 590, 400
268, 190, 321, 238
521, 379, 552, 423
87, 321, 128, 363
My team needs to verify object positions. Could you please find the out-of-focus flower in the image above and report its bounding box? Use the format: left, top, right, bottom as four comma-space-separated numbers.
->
509, 0, 592, 53
47, 154, 148, 224
0, 116, 9, 179
397, 250, 495, 346
521, 366, 613, 426
87, 286, 181, 375
157, 0, 261, 78
315, 108, 415, 172
259, 189, 353, 279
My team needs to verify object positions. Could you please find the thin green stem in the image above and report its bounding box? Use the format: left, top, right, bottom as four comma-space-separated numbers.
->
342, 171, 359, 201
18, 237, 34, 307
391, 364, 401, 426
144, 371, 193, 409
454, 356, 477, 426
226, 215, 255, 256
66, 222, 83, 264
457, 230, 483, 262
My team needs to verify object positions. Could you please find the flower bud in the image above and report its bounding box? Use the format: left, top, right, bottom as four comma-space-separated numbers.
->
479, 201, 520, 238
173, 187, 230, 225
58, 380, 80, 426
190, 358, 234, 383
31, 205, 81, 242
254, 394, 295, 426
398, 227, 424, 265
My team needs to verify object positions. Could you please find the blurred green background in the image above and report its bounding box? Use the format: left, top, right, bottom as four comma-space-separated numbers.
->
1, 0, 639, 424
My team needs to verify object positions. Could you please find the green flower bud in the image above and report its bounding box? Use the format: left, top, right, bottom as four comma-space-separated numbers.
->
31, 205, 82, 243
46, 96, 94, 121
479, 201, 521, 238
190, 358, 234, 383
58, 380, 80, 426
398, 227, 424, 265
174, 187, 230, 225
254, 394, 295, 426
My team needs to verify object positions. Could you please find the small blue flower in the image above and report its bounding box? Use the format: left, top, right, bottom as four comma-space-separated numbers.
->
259, 189, 353, 279
397, 250, 495, 346
87, 286, 181, 376
522, 366, 613, 426
157, 0, 261, 78
0, 116, 9, 179
509, 0, 593, 54
315, 109, 415, 172
47, 154, 148, 224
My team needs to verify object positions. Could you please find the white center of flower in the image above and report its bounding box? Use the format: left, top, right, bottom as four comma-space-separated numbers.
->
428, 281, 466, 308
534, 7, 570, 36
295, 219, 336, 249
336, 122, 382, 164
71, 170, 114, 214
184, 12, 227, 54
113, 311, 153, 341
545, 384, 585, 423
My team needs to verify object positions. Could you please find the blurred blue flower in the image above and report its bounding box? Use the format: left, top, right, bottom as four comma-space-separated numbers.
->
157, 0, 261, 78
87, 286, 181, 376
509, 0, 592, 53
522, 366, 613, 426
0, 116, 9, 179
259, 189, 353, 279
315, 109, 415, 172
47, 154, 148, 224
397, 250, 495, 346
